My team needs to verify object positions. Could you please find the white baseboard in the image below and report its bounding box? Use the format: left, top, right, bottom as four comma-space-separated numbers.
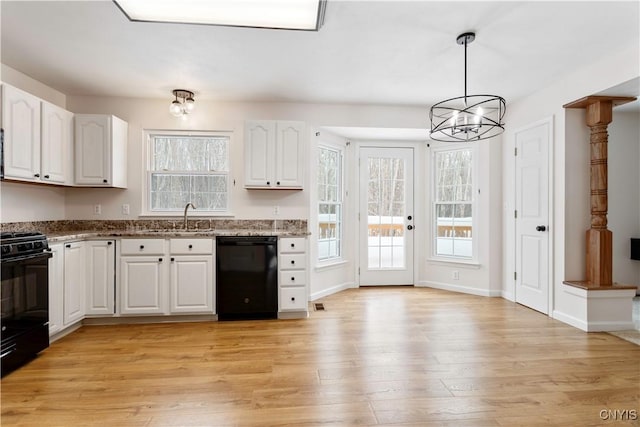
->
552, 310, 635, 332
310, 281, 356, 301
417, 280, 502, 297
552, 310, 588, 331
501, 290, 515, 301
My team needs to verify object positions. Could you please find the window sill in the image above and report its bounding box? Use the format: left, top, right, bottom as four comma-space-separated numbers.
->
314, 259, 349, 272
138, 212, 236, 218
427, 257, 481, 268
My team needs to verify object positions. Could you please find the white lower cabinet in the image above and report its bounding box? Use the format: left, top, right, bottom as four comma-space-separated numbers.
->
169, 238, 214, 314
117, 238, 214, 316
119, 256, 167, 315
170, 256, 214, 314
85, 240, 115, 316
63, 241, 86, 326
47, 243, 64, 336
278, 237, 308, 314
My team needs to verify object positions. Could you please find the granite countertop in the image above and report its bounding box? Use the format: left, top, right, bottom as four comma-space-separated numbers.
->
47, 229, 309, 243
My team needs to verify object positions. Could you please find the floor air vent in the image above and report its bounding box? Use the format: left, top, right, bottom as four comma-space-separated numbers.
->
314, 303, 325, 311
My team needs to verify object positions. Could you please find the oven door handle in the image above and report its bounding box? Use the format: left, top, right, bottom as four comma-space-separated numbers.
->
1, 344, 17, 359
0, 251, 52, 264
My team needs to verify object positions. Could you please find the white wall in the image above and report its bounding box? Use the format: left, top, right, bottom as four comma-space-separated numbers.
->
61, 96, 436, 222
419, 137, 503, 297
308, 128, 356, 299
502, 41, 639, 324
609, 111, 640, 287
0, 65, 68, 222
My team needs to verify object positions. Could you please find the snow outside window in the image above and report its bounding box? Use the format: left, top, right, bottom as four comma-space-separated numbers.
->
433, 148, 473, 258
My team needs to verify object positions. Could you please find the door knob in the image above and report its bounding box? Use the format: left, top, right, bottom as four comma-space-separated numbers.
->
536, 225, 547, 232
407, 225, 414, 230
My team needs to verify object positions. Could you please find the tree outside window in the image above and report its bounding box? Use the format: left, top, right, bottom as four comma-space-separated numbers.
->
147, 133, 230, 213
434, 148, 473, 258
318, 146, 343, 261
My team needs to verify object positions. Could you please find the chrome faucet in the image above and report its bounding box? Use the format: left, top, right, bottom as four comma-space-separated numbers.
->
183, 203, 196, 229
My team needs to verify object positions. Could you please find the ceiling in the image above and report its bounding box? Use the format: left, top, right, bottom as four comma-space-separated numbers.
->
1, 1, 639, 111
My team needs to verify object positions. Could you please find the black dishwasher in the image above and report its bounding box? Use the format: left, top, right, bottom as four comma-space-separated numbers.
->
216, 236, 278, 320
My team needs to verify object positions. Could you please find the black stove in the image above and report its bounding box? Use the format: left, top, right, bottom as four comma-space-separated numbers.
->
1, 231, 51, 376
0, 231, 49, 258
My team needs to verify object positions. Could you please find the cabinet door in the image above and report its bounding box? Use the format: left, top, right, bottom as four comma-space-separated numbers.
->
274, 121, 304, 188
48, 244, 64, 336
120, 256, 167, 315
170, 256, 214, 314
63, 241, 86, 325
85, 240, 115, 316
41, 101, 73, 184
244, 120, 275, 187
75, 114, 111, 185
1, 84, 41, 181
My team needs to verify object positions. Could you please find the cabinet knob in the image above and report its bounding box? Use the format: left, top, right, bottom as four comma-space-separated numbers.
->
291, 297, 295, 301
266, 181, 270, 185
34, 173, 40, 178
140, 245, 144, 249
171, 257, 175, 262
291, 260, 295, 265
291, 277, 295, 281
158, 258, 163, 262
107, 241, 112, 245
65, 244, 71, 248
44, 175, 50, 179
188, 244, 193, 249
103, 179, 108, 183
290, 243, 295, 248
276, 181, 280, 185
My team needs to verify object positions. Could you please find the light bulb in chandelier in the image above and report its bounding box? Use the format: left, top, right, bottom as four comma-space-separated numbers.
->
184, 96, 195, 112
169, 100, 183, 117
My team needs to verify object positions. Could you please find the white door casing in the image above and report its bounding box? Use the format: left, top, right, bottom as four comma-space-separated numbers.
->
515, 119, 552, 314
359, 146, 414, 286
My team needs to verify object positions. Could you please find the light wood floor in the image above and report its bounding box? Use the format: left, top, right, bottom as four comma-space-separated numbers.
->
2, 287, 639, 426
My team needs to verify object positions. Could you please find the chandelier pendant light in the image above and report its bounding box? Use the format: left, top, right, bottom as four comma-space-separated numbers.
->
169, 89, 195, 118
429, 32, 506, 142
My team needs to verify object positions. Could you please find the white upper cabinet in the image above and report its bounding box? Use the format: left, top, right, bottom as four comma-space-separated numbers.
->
41, 101, 73, 184
244, 120, 304, 189
75, 114, 127, 188
1, 84, 73, 185
1, 84, 42, 181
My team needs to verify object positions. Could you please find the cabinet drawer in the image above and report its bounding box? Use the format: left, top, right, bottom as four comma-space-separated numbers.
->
279, 237, 306, 254
280, 287, 307, 311
170, 238, 213, 255
280, 254, 306, 270
279, 270, 306, 287
120, 239, 165, 255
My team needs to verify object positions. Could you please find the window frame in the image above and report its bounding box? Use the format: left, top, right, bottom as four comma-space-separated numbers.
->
430, 143, 478, 263
317, 143, 345, 264
141, 129, 233, 217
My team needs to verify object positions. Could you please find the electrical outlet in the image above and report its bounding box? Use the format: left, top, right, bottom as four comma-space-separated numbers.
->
273, 205, 280, 215
122, 204, 130, 215
452, 270, 459, 280
94, 204, 102, 215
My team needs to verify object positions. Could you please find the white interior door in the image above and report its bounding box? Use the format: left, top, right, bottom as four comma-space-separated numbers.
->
515, 120, 551, 314
359, 147, 414, 285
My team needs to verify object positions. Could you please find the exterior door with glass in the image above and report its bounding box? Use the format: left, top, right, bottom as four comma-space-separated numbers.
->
359, 147, 414, 285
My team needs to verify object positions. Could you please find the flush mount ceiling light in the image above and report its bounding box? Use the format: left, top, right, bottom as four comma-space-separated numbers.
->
429, 32, 506, 142
114, 0, 326, 31
169, 89, 195, 118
